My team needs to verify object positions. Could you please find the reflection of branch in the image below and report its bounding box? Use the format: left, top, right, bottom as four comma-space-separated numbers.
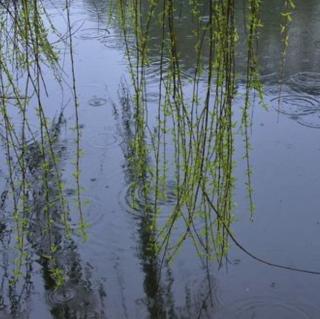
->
0, 96, 29, 99
202, 188, 320, 275
65, 0, 86, 238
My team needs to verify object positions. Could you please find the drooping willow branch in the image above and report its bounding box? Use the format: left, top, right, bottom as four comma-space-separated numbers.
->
112, 0, 288, 269
0, 0, 87, 287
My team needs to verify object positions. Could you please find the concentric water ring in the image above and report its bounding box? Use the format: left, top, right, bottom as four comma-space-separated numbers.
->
88, 96, 107, 107
46, 287, 76, 306
215, 296, 319, 319
297, 112, 320, 129
76, 27, 110, 41
118, 180, 177, 219
270, 95, 320, 116
288, 72, 320, 95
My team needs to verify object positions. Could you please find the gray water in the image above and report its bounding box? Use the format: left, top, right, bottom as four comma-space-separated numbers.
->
1, 0, 320, 318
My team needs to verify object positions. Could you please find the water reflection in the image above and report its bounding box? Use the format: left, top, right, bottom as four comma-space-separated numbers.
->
0, 73, 115, 315
26, 114, 106, 319
1, 0, 320, 317
80, 0, 320, 77
288, 72, 320, 95
0, 223, 32, 318
215, 296, 319, 319
0, 110, 106, 318
114, 83, 219, 318
82, 0, 320, 135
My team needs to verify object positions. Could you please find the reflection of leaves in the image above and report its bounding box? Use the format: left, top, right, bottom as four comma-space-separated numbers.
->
50, 268, 65, 289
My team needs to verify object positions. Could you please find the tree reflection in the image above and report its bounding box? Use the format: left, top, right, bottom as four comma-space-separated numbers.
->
113, 82, 219, 318
0, 1, 106, 316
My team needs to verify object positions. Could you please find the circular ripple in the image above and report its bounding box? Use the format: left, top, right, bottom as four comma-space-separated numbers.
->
297, 112, 320, 129
47, 287, 76, 306
46, 283, 101, 318
88, 96, 107, 107
144, 57, 171, 84
289, 72, 320, 95
71, 196, 106, 231
215, 296, 319, 319
130, 180, 177, 208
76, 27, 110, 41
99, 34, 131, 49
264, 85, 281, 97
119, 180, 177, 217
270, 95, 320, 116
85, 131, 118, 149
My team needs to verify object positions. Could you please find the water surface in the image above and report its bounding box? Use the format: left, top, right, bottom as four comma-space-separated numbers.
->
1, 0, 320, 318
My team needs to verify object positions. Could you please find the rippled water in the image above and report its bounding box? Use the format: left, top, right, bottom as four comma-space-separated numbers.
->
271, 94, 320, 116
89, 97, 108, 107
1, 0, 320, 318
289, 72, 320, 95
216, 296, 320, 319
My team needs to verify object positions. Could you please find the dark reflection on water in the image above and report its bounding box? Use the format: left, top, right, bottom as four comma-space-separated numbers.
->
0, 112, 106, 318
113, 82, 219, 318
1, 0, 320, 318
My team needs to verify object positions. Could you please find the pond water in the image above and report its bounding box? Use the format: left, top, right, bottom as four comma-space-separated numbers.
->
1, 0, 320, 318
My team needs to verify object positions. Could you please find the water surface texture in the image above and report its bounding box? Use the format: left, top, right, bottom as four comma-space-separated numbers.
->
1, 0, 320, 318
